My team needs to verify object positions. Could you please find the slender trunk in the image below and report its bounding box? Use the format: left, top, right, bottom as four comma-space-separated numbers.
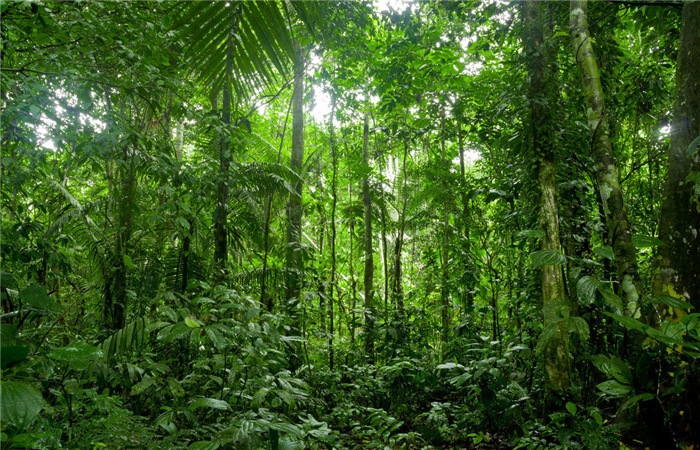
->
440, 111, 451, 345
214, 48, 233, 283
362, 111, 375, 362
525, 1, 570, 393
286, 40, 305, 370
570, 0, 643, 318
329, 96, 337, 370
349, 182, 357, 344
392, 140, 410, 310
261, 98, 292, 312
381, 206, 389, 312
112, 156, 135, 330
652, 1, 700, 315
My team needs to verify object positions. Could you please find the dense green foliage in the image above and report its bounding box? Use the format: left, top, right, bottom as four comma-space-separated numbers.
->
2, 1, 699, 449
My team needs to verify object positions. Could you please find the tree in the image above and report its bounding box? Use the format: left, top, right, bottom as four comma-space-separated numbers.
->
285, 39, 305, 369
362, 109, 375, 361
652, 1, 700, 314
524, 0, 571, 394
570, 0, 644, 320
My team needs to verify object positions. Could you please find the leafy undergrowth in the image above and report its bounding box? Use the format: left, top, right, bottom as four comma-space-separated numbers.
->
3, 284, 697, 449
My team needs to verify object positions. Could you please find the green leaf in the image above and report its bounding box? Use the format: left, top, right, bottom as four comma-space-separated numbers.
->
1, 346, 30, 369
565, 401, 577, 416
685, 134, 700, 158
167, 377, 185, 398
631, 235, 666, 248
20, 285, 62, 314
610, 356, 633, 384
1, 272, 16, 288
535, 323, 559, 355
599, 285, 623, 312
597, 380, 632, 397
436, 362, 464, 370
189, 398, 230, 411
0, 324, 19, 346
0, 381, 44, 430
188, 442, 220, 450
530, 250, 567, 268
131, 376, 157, 395
184, 316, 200, 328
620, 393, 654, 412
49, 343, 103, 362
517, 229, 545, 239
269, 422, 303, 438
603, 312, 645, 332
123, 254, 137, 269
653, 294, 694, 311
204, 327, 226, 351
566, 317, 590, 341
592, 246, 615, 260
577, 276, 598, 304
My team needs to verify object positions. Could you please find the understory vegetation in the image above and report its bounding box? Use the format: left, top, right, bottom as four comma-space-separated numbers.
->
2, 1, 700, 449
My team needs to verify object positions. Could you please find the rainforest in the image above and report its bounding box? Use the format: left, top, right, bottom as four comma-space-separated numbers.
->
1, 1, 700, 449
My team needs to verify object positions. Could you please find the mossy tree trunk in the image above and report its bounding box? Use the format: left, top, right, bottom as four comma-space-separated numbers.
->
362, 110, 375, 362
652, 1, 700, 315
570, 0, 643, 318
524, 0, 570, 393
285, 39, 305, 370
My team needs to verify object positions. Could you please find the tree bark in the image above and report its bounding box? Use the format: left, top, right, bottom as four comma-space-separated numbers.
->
525, 0, 571, 393
570, 0, 644, 318
362, 110, 375, 362
285, 39, 305, 370
329, 96, 337, 370
213, 46, 233, 283
652, 1, 700, 314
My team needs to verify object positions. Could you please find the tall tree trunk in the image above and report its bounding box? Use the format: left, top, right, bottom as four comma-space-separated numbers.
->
650, 2, 700, 445
362, 110, 375, 362
525, 1, 570, 393
111, 158, 136, 330
652, 1, 700, 314
213, 48, 233, 283
285, 40, 305, 370
329, 96, 337, 370
570, 0, 643, 318
261, 98, 292, 312
440, 110, 451, 345
392, 140, 410, 310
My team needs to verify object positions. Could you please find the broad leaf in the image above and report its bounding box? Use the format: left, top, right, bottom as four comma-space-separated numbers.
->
1, 272, 16, 288
269, 422, 303, 438
653, 294, 694, 311
49, 343, 103, 362
20, 285, 62, 314
631, 235, 665, 248
123, 254, 137, 269
620, 393, 654, 412
188, 442, 220, 450
566, 317, 590, 341
0, 381, 44, 430
592, 246, 615, 260
1, 346, 30, 369
604, 312, 645, 332
530, 250, 567, 268
686, 134, 700, 158
597, 380, 632, 397
599, 286, 623, 312
577, 276, 598, 304
517, 229, 545, 239
535, 323, 559, 355
189, 398, 230, 411
0, 323, 19, 346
